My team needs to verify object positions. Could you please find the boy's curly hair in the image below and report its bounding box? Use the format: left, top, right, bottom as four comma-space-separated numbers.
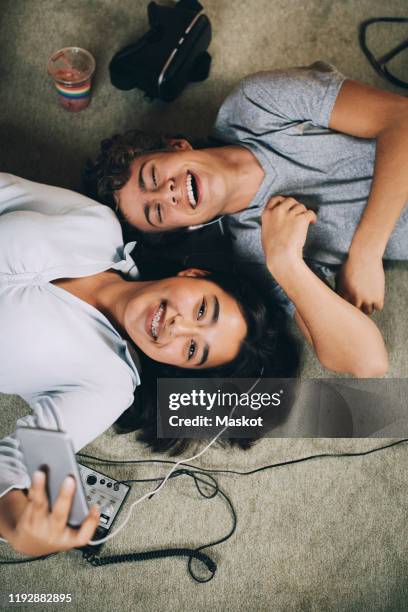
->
83, 129, 171, 209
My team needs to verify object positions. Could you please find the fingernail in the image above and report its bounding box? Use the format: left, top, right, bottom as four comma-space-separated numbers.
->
33, 470, 45, 484
92, 503, 100, 515
63, 475, 75, 491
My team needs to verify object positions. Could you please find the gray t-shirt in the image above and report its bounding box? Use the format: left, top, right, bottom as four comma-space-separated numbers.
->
212, 62, 408, 315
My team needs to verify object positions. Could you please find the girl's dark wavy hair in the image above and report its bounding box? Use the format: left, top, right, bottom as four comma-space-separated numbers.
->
115, 269, 301, 455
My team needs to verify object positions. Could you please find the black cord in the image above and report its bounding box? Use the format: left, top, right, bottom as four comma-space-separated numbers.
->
84, 547, 216, 582
359, 17, 408, 89
82, 468, 236, 583
0, 553, 58, 565
77, 437, 408, 476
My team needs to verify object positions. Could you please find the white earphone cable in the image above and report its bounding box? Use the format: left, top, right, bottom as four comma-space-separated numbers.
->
89, 373, 263, 546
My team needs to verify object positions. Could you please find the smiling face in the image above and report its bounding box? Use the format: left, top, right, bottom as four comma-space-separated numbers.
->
122, 271, 247, 369
114, 141, 230, 232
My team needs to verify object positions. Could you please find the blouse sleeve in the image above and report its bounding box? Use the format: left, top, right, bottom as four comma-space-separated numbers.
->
0, 172, 103, 216
0, 172, 132, 278
0, 386, 133, 498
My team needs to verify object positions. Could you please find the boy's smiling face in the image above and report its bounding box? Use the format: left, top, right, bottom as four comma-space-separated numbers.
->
114, 140, 230, 232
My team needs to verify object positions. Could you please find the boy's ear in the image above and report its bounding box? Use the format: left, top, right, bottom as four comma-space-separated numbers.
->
165, 138, 193, 151
177, 268, 209, 278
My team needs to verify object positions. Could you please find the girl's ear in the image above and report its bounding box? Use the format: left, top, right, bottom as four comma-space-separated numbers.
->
165, 138, 193, 151
177, 268, 209, 278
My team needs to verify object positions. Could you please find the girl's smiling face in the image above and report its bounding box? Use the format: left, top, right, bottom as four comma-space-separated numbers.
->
123, 270, 247, 369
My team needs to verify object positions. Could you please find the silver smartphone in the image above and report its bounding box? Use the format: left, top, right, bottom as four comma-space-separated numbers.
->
16, 426, 89, 527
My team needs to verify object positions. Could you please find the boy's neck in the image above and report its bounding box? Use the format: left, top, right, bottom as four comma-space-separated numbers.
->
214, 145, 265, 214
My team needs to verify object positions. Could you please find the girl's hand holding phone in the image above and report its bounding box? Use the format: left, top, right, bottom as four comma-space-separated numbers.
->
0, 471, 99, 556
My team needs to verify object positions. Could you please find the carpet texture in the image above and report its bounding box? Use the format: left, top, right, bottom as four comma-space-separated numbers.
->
1, 1, 408, 611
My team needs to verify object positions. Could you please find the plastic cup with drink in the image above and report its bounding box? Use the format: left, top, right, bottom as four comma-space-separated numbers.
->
47, 47, 96, 112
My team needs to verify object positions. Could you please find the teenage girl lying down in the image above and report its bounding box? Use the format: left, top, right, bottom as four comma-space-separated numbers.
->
0, 173, 298, 557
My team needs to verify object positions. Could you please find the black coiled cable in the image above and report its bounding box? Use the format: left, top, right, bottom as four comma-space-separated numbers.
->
81, 468, 236, 583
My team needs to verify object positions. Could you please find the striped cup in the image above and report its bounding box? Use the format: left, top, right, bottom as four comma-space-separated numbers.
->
48, 47, 96, 112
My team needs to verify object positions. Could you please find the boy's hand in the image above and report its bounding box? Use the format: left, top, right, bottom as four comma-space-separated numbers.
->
261, 196, 317, 276
336, 252, 385, 315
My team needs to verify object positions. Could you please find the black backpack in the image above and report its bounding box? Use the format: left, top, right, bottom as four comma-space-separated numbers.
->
109, 0, 212, 101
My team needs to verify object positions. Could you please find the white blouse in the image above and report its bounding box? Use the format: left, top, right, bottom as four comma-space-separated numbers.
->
0, 173, 141, 498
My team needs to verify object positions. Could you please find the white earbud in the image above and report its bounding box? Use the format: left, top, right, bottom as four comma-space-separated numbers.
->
188, 216, 225, 233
